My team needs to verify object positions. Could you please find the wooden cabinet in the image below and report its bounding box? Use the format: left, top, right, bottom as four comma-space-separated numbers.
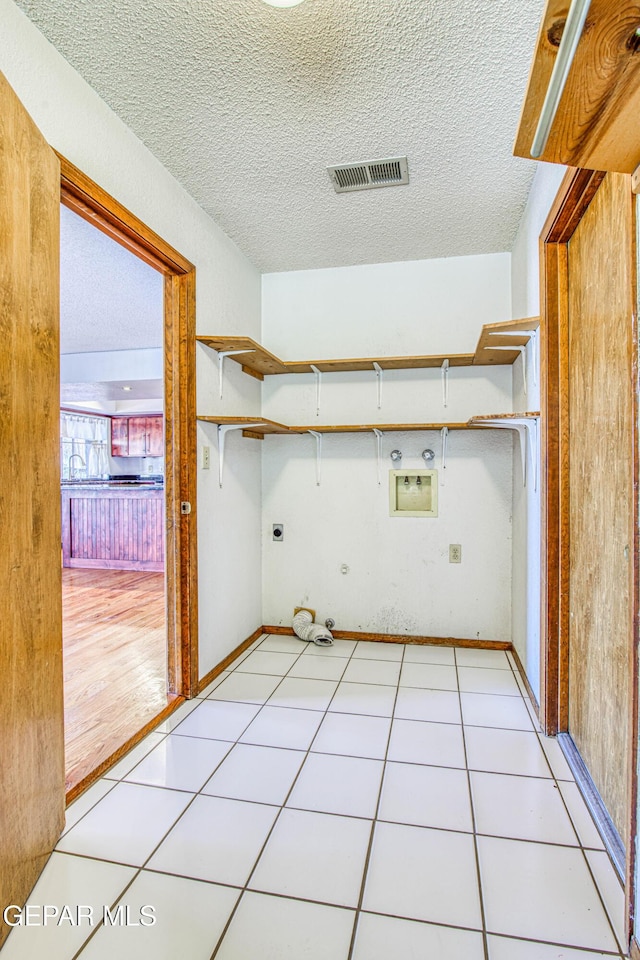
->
61, 486, 164, 571
111, 415, 164, 458
111, 417, 129, 457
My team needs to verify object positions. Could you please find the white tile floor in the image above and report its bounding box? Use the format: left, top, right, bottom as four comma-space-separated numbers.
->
3, 637, 627, 960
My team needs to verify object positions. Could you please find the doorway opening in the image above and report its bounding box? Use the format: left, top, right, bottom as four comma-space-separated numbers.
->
58, 157, 198, 802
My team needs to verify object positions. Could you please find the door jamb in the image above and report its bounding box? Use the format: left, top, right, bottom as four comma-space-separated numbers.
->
58, 154, 199, 699
539, 166, 638, 943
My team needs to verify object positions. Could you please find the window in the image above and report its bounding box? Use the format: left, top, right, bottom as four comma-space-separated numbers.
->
60, 412, 110, 480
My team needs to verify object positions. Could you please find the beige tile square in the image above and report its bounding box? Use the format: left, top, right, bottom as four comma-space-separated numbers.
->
465, 727, 552, 778
202, 743, 305, 805
399, 662, 458, 691
288, 753, 383, 818
403, 645, 455, 665
342, 659, 401, 686
353, 912, 484, 960
477, 835, 618, 951
148, 794, 278, 885
240, 705, 324, 750
395, 687, 461, 724
215, 892, 354, 960
250, 808, 371, 907
461, 692, 533, 730
455, 648, 511, 670
363, 821, 482, 928
379, 762, 472, 832
78, 871, 240, 960
470, 771, 578, 844
312, 712, 391, 760
329, 681, 397, 718
457, 667, 520, 696
267, 676, 339, 711
388, 719, 466, 768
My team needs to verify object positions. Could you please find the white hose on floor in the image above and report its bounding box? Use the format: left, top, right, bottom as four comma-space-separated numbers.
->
292, 609, 334, 646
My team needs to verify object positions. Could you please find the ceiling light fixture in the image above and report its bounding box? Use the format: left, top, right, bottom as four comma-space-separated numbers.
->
262, 0, 305, 7
122, 386, 132, 391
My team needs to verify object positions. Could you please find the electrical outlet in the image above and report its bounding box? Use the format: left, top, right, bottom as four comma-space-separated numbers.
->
449, 544, 462, 563
202, 446, 211, 470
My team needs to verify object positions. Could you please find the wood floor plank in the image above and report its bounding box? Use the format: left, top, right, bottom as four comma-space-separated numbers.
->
62, 568, 168, 794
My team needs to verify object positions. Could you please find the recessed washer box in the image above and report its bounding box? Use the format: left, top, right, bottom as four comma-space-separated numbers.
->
389, 470, 437, 517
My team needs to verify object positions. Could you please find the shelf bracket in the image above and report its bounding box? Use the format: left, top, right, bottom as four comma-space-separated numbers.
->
217, 421, 262, 487
487, 329, 538, 392
372, 428, 383, 485
308, 430, 323, 485
472, 417, 539, 490
373, 362, 383, 409
440, 426, 449, 484
218, 350, 252, 400
441, 359, 449, 408
310, 365, 322, 417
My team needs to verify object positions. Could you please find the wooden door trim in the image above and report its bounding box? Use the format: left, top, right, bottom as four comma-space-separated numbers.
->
58, 155, 199, 698
540, 166, 639, 943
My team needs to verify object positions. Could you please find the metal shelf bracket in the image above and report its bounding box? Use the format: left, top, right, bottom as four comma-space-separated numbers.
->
440, 426, 449, 484
441, 359, 450, 408
372, 428, 383, 485
310, 365, 322, 417
473, 417, 539, 489
308, 430, 323, 485
217, 421, 262, 487
373, 362, 383, 409
218, 350, 252, 400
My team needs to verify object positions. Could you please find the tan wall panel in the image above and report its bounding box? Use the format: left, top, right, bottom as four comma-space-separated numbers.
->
0, 71, 64, 946
568, 172, 635, 841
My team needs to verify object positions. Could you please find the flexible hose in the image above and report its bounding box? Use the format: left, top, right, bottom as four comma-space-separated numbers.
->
292, 609, 334, 646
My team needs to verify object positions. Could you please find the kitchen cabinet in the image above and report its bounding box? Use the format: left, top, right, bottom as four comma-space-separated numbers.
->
111, 415, 163, 457
61, 485, 164, 571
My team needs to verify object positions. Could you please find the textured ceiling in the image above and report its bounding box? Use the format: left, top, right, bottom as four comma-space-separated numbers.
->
60, 204, 164, 354
20, 0, 544, 272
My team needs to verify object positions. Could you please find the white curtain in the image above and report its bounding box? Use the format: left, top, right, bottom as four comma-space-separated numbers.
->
60, 414, 110, 479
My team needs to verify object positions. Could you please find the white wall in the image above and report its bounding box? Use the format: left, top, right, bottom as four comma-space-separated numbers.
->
261, 255, 514, 641
510, 161, 566, 700
2, 0, 263, 678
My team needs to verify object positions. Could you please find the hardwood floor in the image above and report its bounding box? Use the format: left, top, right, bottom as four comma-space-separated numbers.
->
62, 568, 169, 795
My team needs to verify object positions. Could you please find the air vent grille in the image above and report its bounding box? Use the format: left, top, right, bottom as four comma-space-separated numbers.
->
327, 156, 409, 194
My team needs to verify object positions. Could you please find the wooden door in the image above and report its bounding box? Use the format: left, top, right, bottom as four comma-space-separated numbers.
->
146, 415, 164, 456
567, 172, 636, 843
0, 72, 64, 946
127, 416, 147, 456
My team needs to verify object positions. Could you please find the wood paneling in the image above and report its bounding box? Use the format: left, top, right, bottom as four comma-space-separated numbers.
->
62, 487, 164, 571
0, 71, 64, 948
62, 569, 168, 795
567, 172, 636, 843
515, 0, 640, 173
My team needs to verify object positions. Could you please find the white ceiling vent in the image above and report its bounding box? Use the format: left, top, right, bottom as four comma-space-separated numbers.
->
327, 156, 409, 194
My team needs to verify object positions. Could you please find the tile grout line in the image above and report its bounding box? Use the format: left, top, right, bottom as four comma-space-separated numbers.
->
345, 642, 407, 960
529, 730, 626, 954
454, 645, 490, 960
504, 651, 626, 958
206, 635, 364, 960
71, 633, 317, 958
59, 639, 623, 960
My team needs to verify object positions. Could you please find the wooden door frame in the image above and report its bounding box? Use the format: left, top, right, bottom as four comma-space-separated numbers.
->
58, 155, 199, 700
540, 166, 639, 942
